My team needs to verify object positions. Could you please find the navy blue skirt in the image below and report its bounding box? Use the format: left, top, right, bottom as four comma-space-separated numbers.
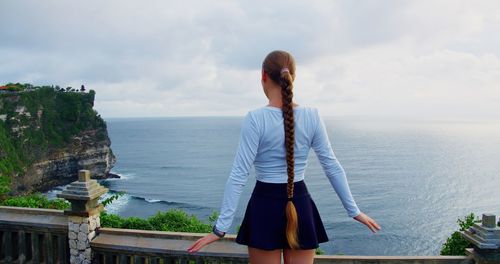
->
235, 179, 329, 250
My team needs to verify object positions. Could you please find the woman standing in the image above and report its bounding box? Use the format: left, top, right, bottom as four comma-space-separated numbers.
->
187, 50, 380, 264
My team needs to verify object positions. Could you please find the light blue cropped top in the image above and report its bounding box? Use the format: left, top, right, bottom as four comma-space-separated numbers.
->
214, 105, 361, 233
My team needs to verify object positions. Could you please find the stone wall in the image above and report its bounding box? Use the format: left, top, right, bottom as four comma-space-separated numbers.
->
68, 215, 100, 264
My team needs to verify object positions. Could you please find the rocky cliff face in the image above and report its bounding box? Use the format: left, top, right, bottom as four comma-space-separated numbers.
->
20, 128, 116, 193
0, 86, 116, 196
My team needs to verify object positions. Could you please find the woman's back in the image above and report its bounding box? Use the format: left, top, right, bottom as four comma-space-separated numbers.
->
215, 104, 361, 233
249, 105, 323, 183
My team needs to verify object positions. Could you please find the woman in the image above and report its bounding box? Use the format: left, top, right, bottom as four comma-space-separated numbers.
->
187, 50, 380, 263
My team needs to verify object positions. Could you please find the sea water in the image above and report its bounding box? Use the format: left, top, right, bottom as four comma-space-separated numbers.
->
45, 116, 500, 255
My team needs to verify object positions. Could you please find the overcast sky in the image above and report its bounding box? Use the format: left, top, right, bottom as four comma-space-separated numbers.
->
1, 0, 499, 120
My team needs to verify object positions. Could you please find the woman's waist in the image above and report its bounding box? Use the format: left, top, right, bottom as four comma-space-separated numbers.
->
255, 170, 305, 182
252, 178, 310, 198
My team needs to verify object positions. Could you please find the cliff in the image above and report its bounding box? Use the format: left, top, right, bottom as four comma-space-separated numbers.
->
0, 84, 116, 196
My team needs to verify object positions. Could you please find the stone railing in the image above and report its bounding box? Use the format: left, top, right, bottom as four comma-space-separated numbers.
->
0, 206, 69, 263
90, 228, 248, 264
0, 206, 472, 264
0, 169, 497, 263
89, 226, 472, 264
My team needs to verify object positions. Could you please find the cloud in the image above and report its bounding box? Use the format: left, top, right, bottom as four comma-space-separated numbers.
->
1, 0, 499, 120
296, 42, 500, 120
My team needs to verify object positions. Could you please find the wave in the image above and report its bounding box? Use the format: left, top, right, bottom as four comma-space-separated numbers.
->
104, 189, 209, 210
108, 170, 135, 180
42, 174, 207, 212
129, 194, 205, 210
42, 183, 73, 199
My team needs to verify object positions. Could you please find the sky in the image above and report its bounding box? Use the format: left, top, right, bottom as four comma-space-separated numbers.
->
1, 0, 499, 120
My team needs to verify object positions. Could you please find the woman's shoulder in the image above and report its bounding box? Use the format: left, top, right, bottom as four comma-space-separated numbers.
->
243, 105, 319, 126
249, 104, 319, 113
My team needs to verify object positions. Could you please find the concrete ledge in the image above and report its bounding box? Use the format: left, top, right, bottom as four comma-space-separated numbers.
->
0, 205, 65, 216
97, 227, 238, 241
0, 206, 68, 231
95, 228, 471, 264
91, 227, 248, 259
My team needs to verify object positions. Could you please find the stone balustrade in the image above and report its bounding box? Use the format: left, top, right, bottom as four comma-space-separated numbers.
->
0, 206, 69, 263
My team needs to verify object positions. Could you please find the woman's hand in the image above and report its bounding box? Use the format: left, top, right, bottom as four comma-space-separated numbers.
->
353, 212, 381, 233
187, 233, 221, 253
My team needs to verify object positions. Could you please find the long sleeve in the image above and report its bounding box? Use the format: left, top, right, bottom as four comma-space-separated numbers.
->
311, 108, 361, 218
215, 111, 260, 233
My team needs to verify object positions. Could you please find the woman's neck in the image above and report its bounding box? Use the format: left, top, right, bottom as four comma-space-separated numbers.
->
267, 100, 299, 108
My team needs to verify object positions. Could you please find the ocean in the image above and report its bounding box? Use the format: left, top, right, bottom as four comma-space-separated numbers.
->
44, 116, 500, 256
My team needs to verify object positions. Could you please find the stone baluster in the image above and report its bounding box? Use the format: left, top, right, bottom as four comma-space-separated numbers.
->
57, 169, 108, 264
461, 213, 500, 264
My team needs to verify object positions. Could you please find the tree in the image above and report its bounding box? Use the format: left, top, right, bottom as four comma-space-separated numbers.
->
80, 85, 85, 92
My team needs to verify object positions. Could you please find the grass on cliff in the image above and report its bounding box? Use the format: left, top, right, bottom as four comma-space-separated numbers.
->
0, 83, 107, 196
0, 123, 23, 196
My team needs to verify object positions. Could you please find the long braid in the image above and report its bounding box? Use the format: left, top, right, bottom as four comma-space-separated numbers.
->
280, 70, 299, 249
262, 50, 299, 249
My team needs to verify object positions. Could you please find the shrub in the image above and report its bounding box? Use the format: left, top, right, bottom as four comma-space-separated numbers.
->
440, 213, 480, 256
100, 209, 214, 233
100, 211, 125, 228
147, 209, 212, 233
122, 217, 154, 230
0, 192, 70, 210
315, 247, 325, 255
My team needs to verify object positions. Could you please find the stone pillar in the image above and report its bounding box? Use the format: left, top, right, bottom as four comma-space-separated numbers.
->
461, 213, 500, 264
57, 170, 108, 264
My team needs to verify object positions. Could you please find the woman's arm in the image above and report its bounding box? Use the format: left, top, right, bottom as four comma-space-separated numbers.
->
311, 108, 361, 218
214, 111, 260, 233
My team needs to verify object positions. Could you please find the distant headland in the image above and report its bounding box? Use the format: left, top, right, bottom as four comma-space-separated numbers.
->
0, 83, 117, 197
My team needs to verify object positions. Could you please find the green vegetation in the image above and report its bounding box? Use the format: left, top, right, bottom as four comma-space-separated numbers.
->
0, 191, 219, 233
100, 209, 219, 233
0, 82, 105, 197
1, 83, 86, 93
0, 192, 70, 210
0, 123, 23, 196
99, 192, 219, 232
440, 213, 480, 256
